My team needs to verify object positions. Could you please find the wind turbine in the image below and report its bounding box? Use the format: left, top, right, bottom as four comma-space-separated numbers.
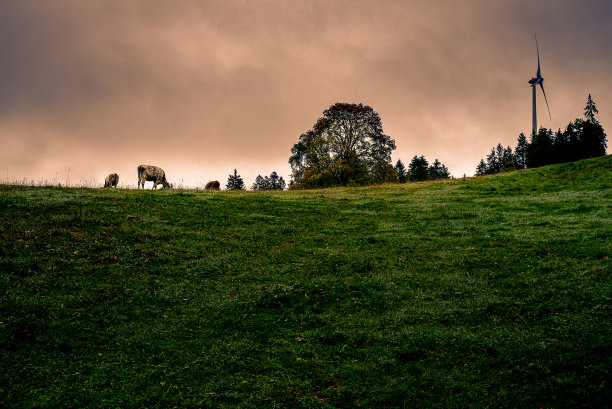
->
528, 35, 551, 134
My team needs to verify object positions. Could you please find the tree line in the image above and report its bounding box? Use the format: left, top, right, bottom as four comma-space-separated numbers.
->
225, 169, 285, 191
475, 94, 607, 176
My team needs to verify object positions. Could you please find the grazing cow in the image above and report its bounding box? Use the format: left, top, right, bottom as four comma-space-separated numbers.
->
137, 165, 171, 189
104, 173, 119, 188
205, 181, 220, 190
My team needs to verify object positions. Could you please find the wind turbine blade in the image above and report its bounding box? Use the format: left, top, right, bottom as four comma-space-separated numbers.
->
539, 82, 551, 120
535, 34, 541, 78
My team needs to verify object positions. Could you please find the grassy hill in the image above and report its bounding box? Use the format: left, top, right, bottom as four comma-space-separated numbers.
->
1, 156, 610, 408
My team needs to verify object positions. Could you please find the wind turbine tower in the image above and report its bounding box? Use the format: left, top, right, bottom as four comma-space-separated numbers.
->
528, 35, 551, 134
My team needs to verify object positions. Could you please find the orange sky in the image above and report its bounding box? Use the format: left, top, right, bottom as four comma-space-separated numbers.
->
1, 0, 611, 188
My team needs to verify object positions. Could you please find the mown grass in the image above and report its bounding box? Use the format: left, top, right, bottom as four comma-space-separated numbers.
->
1, 156, 610, 408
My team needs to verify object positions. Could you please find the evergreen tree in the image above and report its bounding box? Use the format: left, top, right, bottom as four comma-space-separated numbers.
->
500, 146, 516, 172
252, 172, 286, 190
428, 159, 450, 180
252, 175, 266, 191
584, 94, 599, 123
515, 133, 528, 169
475, 159, 487, 176
225, 169, 245, 190
552, 128, 570, 164
576, 119, 607, 158
439, 164, 451, 179
269, 171, 286, 190
485, 148, 498, 174
408, 155, 429, 181
394, 159, 408, 183
527, 127, 554, 168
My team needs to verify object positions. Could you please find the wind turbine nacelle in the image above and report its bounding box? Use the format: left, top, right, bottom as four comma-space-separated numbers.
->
528, 77, 540, 85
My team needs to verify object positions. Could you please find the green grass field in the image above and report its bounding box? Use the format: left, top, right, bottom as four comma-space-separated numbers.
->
1, 156, 611, 408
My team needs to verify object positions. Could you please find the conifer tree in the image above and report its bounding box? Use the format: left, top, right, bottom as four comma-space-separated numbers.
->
514, 133, 528, 169
527, 128, 554, 168
408, 155, 429, 181
226, 169, 245, 190
269, 171, 286, 190
394, 159, 408, 183
500, 146, 515, 172
584, 94, 599, 123
252, 175, 266, 191
475, 159, 487, 176
485, 148, 498, 174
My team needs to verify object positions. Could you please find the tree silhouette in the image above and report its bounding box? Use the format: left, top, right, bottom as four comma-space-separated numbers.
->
428, 159, 450, 180
289, 103, 396, 188
408, 155, 429, 181
252, 172, 286, 190
485, 147, 500, 174
226, 169, 245, 190
527, 127, 554, 168
584, 94, 599, 123
515, 133, 528, 169
475, 159, 487, 176
252, 175, 268, 191
394, 159, 408, 183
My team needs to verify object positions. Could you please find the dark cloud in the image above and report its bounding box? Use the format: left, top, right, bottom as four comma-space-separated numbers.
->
1, 0, 610, 186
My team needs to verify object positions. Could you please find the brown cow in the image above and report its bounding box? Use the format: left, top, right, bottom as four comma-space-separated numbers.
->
104, 173, 119, 188
137, 165, 171, 189
205, 181, 220, 190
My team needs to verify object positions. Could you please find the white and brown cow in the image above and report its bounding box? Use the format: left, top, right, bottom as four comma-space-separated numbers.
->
137, 165, 171, 189
104, 173, 119, 188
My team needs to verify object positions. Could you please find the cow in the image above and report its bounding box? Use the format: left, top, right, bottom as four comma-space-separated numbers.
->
137, 165, 171, 189
104, 173, 119, 188
205, 181, 220, 190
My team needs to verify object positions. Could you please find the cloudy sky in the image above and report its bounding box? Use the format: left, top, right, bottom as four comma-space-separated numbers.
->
1, 0, 610, 188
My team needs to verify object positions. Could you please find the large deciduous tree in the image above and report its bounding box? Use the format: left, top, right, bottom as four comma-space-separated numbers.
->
289, 103, 397, 188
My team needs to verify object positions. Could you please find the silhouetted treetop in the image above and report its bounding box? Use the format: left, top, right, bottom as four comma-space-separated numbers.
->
584, 93, 599, 123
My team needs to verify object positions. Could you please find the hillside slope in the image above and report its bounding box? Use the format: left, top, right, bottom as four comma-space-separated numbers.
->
1, 156, 610, 408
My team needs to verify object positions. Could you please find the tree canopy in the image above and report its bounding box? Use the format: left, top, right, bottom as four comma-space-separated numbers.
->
289, 103, 397, 188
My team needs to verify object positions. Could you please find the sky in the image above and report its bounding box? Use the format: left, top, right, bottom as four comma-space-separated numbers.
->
1, 0, 611, 188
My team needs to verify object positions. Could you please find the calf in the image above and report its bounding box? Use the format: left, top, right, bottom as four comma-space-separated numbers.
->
104, 173, 119, 188
137, 165, 171, 189
205, 181, 220, 190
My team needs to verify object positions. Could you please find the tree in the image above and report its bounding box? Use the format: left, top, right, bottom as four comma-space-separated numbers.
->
475, 159, 487, 176
394, 159, 408, 183
226, 169, 245, 190
408, 155, 429, 181
269, 171, 286, 190
584, 93, 599, 123
485, 147, 499, 174
527, 127, 554, 168
576, 119, 607, 158
252, 172, 286, 191
515, 133, 528, 169
289, 103, 396, 188
252, 175, 268, 191
428, 159, 451, 180
500, 146, 515, 172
